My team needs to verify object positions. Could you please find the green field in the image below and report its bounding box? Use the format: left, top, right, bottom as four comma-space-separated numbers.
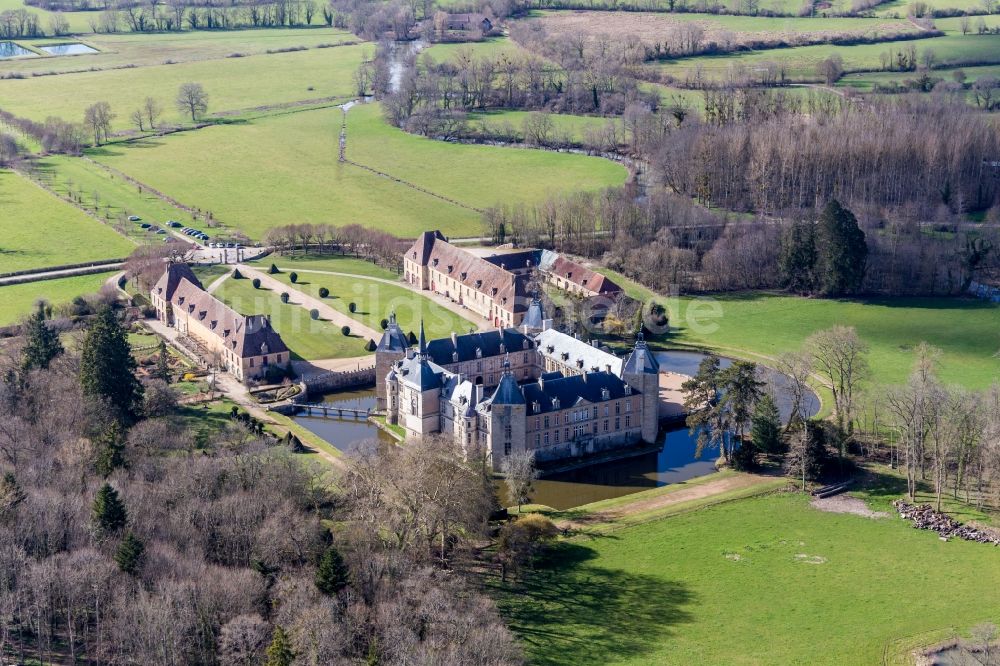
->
265, 254, 398, 280
214, 276, 368, 360
0, 43, 366, 131
468, 110, 614, 143
649, 33, 1000, 81
0, 169, 135, 272
267, 266, 478, 340
838, 62, 1000, 91
0, 271, 115, 326
662, 291, 1000, 389
496, 491, 1000, 665
89, 104, 626, 239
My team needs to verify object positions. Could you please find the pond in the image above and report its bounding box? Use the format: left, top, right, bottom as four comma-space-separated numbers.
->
292, 350, 820, 510
38, 42, 98, 56
0, 42, 38, 59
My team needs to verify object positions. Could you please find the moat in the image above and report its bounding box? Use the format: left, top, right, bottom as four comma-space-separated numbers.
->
292, 350, 820, 510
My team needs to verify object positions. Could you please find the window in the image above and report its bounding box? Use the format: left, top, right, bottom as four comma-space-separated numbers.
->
592, 406, 598, 419
615, 417, 620, 430
625, 414, 631, 428
410, 396, 417, 416
535, 434, 540, 447
249, 358, 254, 368
504, 424, 512, 440
604, 405, 609, 417
535, 417, 540, 430
626, 401, 632, 413
564, 428, 569, 440
615, 402, 621, 415
504, 441, 511, 456
603, 419, 609, 432
554, 430, 559, 444
544, 416, 549, 428
544, 432, 550, 445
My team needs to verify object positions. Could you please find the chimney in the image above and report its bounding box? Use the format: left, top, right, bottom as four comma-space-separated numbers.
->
538, 375, 545, 391
591, 339, 599, 348
451, 331, 458, 346
605, 364, 612, 374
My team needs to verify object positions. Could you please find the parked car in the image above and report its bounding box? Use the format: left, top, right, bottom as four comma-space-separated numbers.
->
127, 215, 141, 222
168, 221, 182, 228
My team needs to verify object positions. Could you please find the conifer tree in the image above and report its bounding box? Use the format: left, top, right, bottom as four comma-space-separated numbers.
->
115, 531, 145, 575
265, 626, 294, 666
19, 302, 63, 378
778, 220, 817, 294
80, 305, 144, 424
315, 545, 349, 595
751, 393, 783, 455
816, 199, 867, 296
94, 420, 127, 477
153, 339, 171, 383
92, 483, 128, 535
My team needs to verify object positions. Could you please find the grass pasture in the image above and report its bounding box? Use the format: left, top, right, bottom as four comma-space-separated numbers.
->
496, 491, 1000, 665
90, 103, 626, 239
0, 169, 134, 272
467, 110, 614, 143
214, 276, 368, 360
0, 271, 115, 326
266, 267, 478, 341
0, 43, 367, 131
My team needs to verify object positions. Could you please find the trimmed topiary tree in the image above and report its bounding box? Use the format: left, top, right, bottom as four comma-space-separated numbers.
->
407, 331, 417, 345
290, 272, 298, 284
269, 263, 280, 274
252, 278, 261, 289
348, 302, 357, 313
232, 268, 243, 279
380, 318, 389, 330
364, 338, 376, 352
310, 308, 319, 320
341, 325, 350, 336
318, 286, 329, 298
280, 292, 289, 304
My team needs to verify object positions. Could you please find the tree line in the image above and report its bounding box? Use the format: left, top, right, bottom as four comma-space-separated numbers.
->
262, 222, 406, 270
0, 300, 526, 663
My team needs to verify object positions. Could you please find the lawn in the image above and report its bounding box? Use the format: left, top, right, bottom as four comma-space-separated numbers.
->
660, 291, 1000, 390
467, 110, 614, 143
213, 275, 368, 360
264, 253, 398, 280
495, 491, 1000, 665
0, 271, 115, 325
90, 104, 626, 239
0, 169, 135, 272
266, 268, 478, 340
0, 43, 366, 131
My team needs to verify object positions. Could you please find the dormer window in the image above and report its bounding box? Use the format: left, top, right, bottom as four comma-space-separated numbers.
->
499, 343, 505, 354
567, 272, 572, 279
601, 387, 610, 400
583, 279, 588, 286
475, 348, 483, 359
412, 251, 416, 258
547, 345, 555, 353
452, 351, 459, 362
433, 258, 439, 266
492, 287, 498, 296
561, 352, 569, 361
552, 397, 560, 410
625, 384, 632, 395
460, 272, 467, 280
475, 279, 482, 289
532, 401, 540, 413
576, 359, 584, 368
522, 340, 529, 350
448, 265, 453, 273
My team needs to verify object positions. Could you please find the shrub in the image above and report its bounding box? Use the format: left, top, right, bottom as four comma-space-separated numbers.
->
232, 268, 243, 279
341, 325, 350, 336
318, 286, 329, 298
310, 308, 319, 320
280, 292, 289, 303
348, 302, 357, 313
380, 318, 389, 330
365, 338, 376, 352
269, 263, 279, 274
407, 331, 417, 345
290, 272, 298, 284
252, 278, 261, 289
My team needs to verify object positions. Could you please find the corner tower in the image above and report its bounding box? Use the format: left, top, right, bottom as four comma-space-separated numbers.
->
620, 331, 660, 443
375, 311, 409, 410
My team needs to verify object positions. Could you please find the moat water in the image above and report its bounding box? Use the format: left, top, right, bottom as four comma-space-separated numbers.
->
291, 351, 820, 510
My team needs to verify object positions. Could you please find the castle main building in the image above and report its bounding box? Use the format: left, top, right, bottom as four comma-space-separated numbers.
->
377, 297, 661, 469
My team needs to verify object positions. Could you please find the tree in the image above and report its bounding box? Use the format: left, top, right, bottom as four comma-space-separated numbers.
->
348, 302, 357, 313
92, 482, 128, 535
176, 82, 209, 121
784, 422, 829, 489
309, 308, 319, 320
497, 513, 557, 582
720, 361, 764, 451
319, 287, 329, 298
807, 325, 869, 443
264, 625, 294, 666
364, 339, 377, 352
501, 450, 538, 512
233, 268, 244, 279
341, 325, 350, 336
83, 101, 114, 145
816, 54, 844, 85
220, 615, 270, 666
93, 419, 127, 477
683, 354, 728, 460
280, 292, 289, 304
252, 278, 261, 289
153, 339, 171, 383
115, 531, 145, 575
816, 199, 867, 296
269, 263, 280, 274
129, 108, 145, 133
289, 272, 298, 283
19, 301, 63, 378
80, 305, 144, 424
315, 545, 349, 595
380, 317, 388, 329
751, 393, 783, 455
143, 96, 162, 129
778, 220, 817, 294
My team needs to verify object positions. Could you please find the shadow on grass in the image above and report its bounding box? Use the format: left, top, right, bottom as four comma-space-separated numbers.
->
492, 541, 694, 665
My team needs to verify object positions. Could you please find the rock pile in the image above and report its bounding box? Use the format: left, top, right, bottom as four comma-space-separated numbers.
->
893, 501, 1000, 545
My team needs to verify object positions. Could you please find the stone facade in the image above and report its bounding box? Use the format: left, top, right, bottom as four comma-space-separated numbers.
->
379, 296, 661, 469
150, 264, 290, 383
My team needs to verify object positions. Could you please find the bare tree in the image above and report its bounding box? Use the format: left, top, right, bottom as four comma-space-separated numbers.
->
129, 108, 145, 133
501, 450, 537, 512
83, 101, 114, 145
176, 82, 209, 122
143, 96, 163, 130
806, 326, 869, 440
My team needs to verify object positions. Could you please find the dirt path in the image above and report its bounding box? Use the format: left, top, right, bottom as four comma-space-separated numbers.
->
560, 472, 779, 530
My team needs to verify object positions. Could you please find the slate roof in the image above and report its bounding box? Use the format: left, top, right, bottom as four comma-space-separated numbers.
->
482, 250, 541, 272
404, 230, 447, 266
168, 276, 288, 359
521, 294, 546, 331
522, 371, 636, 415
622, 334, 659, 376
490, 369, 526, 405
536, 328, 622, 375
377, 311, 409, 353
396, 354, 444, 391
153, 262, 204, 302
425, 328, 534, 366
